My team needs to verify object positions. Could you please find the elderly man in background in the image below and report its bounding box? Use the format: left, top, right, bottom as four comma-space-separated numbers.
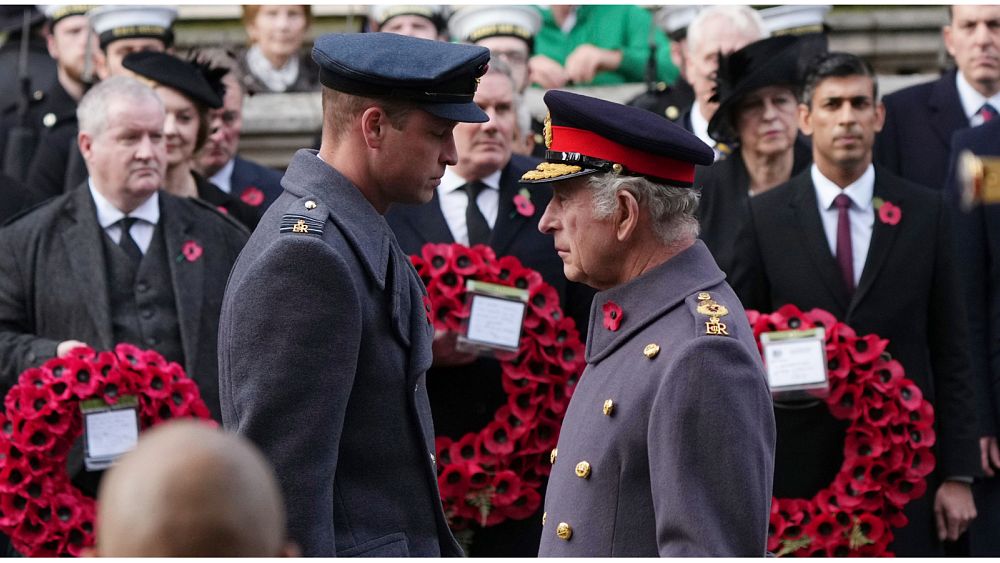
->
26, 5, 177, 202
91, 421, 299, 557
368, 5, 447, 40
681, 5, 768, 156
525, 90, 775, 556
877, 5, 1000, 191
193, 49, 284, 211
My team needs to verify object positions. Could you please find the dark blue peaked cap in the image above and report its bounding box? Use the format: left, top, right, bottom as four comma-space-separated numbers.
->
522, 90, 714, 186
312, 32, 490, 123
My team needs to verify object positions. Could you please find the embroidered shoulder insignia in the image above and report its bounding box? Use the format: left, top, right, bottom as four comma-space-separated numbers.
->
692, 292, 730, 336
280, 213, 324, 236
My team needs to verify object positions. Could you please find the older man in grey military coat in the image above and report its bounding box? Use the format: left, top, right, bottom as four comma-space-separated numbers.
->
522, 90, 775, 556
217, 33, 492, 557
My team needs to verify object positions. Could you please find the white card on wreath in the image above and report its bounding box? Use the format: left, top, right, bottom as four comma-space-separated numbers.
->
82, 395, 139, 471
760, 328, 829, 395
459, 280, 529, 353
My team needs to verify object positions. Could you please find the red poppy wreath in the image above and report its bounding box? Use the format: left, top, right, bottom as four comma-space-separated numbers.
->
411, 243, 585, 531
748, 304, 935, 557
0, 344, 213, 557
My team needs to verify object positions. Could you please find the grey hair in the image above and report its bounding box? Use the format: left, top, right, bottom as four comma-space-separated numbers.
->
685, 5, 768, 54
484, 56, 516, 94
589, 173, 701, 246
77, 76, 163, 137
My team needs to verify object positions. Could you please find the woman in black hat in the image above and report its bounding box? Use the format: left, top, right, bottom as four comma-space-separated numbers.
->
695, 34, 824, 277
122, 50, 260, 230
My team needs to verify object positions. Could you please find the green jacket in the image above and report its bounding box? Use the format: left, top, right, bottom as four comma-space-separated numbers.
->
534, 5, 679, 86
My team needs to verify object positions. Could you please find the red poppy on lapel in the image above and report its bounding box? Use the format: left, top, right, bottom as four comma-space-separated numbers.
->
602, 301, 623, 331
513, 192, 535, 217
181, 240, 203, 262
876, 200, 901, 226
239, 186, 265, 207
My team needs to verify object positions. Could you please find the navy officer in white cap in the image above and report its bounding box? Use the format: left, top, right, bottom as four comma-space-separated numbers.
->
524, 90, 775, 556
218, 32, 491, 557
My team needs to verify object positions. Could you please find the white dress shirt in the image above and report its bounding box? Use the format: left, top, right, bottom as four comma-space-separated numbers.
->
955, 71, 1000, 127
437, 167, 501, 246
208, 158, 236, 194
89, 180, 159, 255
812, 164, 875, 288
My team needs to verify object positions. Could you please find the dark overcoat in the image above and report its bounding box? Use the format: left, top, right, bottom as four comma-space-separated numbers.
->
730, 166, 980, 556
945, 118, 1000, 556
231, 155, 284, 209
538, 241, 775, 556
875, 70, 969, 191
218, 149, 462, 557
0, 184, 249, 418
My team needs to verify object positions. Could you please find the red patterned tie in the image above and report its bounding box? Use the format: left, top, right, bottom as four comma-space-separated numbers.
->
834, 194, 854, 293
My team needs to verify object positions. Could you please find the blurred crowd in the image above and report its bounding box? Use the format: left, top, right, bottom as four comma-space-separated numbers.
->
0, 2, 999, 558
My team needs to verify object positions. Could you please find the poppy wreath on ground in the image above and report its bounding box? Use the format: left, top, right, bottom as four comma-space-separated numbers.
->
411, 243, 586, 531
748, 304, 936, 557
0, 344, 213, 557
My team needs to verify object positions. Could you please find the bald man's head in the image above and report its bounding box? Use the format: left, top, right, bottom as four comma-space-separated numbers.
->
94, 421, 293, 557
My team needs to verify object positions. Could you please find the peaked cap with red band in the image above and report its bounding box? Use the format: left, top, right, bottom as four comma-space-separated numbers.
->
520, 90, 713, 186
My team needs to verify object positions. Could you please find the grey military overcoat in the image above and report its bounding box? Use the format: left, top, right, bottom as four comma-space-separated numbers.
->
538, 241, 776, 556
218, 150, 462, 557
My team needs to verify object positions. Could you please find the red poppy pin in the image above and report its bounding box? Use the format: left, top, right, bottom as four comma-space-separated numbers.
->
180, 240, 203, 263
602, 301, 623, 331
240, 186, 265, 207
513, 188, 535, 218
872, 198, 901, 226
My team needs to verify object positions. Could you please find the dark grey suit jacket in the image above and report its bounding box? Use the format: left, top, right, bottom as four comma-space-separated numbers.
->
218, 150, 462, 557
0, 184, 249, 418
231, 155, 284, 209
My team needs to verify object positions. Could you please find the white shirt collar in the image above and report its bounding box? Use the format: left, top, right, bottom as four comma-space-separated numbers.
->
88, 179, 160, 228
812, 164, 875, 211
208, 158, 236, 194
955, 71, 1000, 123
440, 167, 502, 194
689, 100, 713, 146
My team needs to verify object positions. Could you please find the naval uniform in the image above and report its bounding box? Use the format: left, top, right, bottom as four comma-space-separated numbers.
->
537, 241, 775, 556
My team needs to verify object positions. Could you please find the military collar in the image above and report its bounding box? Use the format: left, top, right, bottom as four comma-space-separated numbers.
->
282, 149, 394, 289
585, 240, 725, 363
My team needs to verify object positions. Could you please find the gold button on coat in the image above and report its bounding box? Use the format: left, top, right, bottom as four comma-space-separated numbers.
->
575, 461, 591, 479
550, 448, 558, 465
304, 200, 317, 210
603, 399, 614, 416
643, 343, 660, 359
542, 511, 547, 525
556, 522, 572, 540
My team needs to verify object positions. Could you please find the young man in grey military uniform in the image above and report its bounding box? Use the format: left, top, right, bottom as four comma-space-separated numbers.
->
522, 90, 776, 556
217, 33, 490, 557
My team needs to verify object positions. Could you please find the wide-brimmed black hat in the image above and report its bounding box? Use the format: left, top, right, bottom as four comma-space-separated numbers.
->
122, 51, 224, 109
708, 33, 827, 143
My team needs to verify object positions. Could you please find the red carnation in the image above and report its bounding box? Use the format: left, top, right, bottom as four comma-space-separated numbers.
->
602, 301, 623, 331
239, 186, 265, 207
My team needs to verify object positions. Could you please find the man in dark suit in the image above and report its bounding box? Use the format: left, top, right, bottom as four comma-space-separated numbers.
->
732, 52, 980, 556
194, 50, 283, 211
946, 118, 1000, 555
0, 76, 248, 420
0, 6, 55, 118
218, 33, 490, 557
386, 60, 592, 556
876, 5, 1000, 191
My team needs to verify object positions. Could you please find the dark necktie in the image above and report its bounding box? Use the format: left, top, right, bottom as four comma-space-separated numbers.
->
980, 103, 998, 123
833, 194, 854, 293
462, 181, 491, 246
117, 217, 143, 266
